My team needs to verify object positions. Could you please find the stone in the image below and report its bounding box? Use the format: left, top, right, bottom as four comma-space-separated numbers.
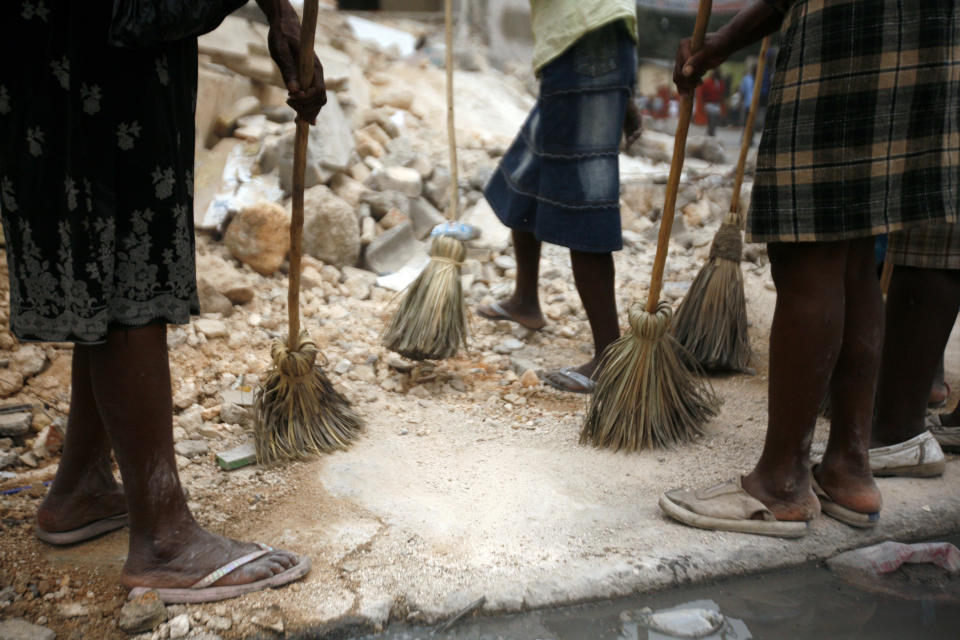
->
0, 618, 56, 640
520, 369, 540, 388
206, 615, 232, 631
219, 402, 250, 426
300, 186, 361, 268
493, 338, 524, 354
687, 136, 727, 163
469, 165, 495, 191
364, 221, 424, 275
378, 208, 409, 231
361, 190, 409, 219
31, 425, 62, 459
0, 450, 18, 470
57, 601, 89, 618
18, 451, 37, 468
12, 345, 46, 378
406, 154, 434, 180
168, 613, 191, 638
198, 278, 234, 316
195, 318, 228, 339
342, 266, 377, 300
0, 370, 24, 398
366, 166, 422, 198
354, 129, 385, 158
257, 93, 354, 194
408, 197, 446, 240
216, 441, 256, 471
329, 173, 370, 208
424, 166, 451, 210
350, 161, 372, 183
224, 201, 290, 275
177, 406, 204, 433
359, 123, 391, 146
509, 356, 538, 376
174, 440, 209, 459
360, 215, 377, 246
118, 589, 167, 634
0, 411, 32, 437
214, 95, 261, 137
494, 255, 517, 271
223, 286, 255, 305
374, 87, 414, 110
461, 199, 510, 251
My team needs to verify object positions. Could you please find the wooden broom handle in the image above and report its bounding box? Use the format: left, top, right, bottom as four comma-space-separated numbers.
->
289, 0, 320, 349
444, 0, 459, 221
729, 35, 770, 221
647, 0, 712, 313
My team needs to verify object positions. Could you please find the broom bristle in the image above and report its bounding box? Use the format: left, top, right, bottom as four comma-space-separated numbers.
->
254, 331, 363, 463
672, 220, 751, 371
581, 301, 720, 451
382, 235, 468, 360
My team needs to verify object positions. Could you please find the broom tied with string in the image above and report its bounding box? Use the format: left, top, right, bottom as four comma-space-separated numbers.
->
671, 36, 771, 372
254, 0, 362, 463
580, 0, 720, 452
382, 0, 468, 361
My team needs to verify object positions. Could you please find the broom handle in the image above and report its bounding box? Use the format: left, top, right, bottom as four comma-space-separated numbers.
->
646, 0, 712, 314
444, 0, 459, 221
729, 35, 770, 223
289, 0, 320, 350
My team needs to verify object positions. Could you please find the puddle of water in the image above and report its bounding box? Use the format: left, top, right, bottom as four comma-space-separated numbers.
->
355, 542, 960, 640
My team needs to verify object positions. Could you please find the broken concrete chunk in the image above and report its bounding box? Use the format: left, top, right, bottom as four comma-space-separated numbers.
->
217, 441, 257, 471
214, 95, 261, 138
118, 589, 168, 634
0, 618, 56, 640
224, 201, 291, 276
300, 185, 361, 268
408, 197, 447, 240
0, 411, 32, 437
174, 440, 209, 459
366, 166, 423, 198
365, 221, 424, 275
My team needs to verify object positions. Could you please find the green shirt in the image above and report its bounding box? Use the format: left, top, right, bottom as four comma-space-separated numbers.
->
530, 0, 638, 74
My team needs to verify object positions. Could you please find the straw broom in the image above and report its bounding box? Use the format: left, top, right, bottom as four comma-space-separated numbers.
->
671, 36, 771, 372
254, 0, 362, 463
382, 0, 467, 361
580, 0, 719, 452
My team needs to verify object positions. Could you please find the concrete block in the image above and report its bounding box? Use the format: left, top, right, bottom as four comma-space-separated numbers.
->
365, 221, 425, 275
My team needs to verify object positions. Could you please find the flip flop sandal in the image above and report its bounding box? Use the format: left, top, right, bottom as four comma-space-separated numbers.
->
541, 367, 596, 394
476, 302, 544, 331
811, 468, 879, 528
36, 513, 129, 545
659, 477, 810, 539
128, 543, 311, 604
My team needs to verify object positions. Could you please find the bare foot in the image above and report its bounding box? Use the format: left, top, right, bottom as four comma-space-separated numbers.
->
740, 471, 821, 522
122, 520, 300, 590
476, 298, 546, 331
38, 474, 127, 534
929, 380, 950, 408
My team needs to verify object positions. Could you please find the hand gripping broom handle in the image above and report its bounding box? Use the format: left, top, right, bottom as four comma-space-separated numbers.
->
646, 0, 712, 314
729, 35, 770, 223
444, 0, 459, 222
289, 0, 320, 350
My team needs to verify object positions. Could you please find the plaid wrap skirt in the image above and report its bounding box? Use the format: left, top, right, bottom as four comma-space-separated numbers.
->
746, 0, 960, 244
888, 223, 960, 270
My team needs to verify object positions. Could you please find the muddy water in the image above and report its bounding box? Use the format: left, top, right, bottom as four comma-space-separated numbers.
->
358, 544, 960, 639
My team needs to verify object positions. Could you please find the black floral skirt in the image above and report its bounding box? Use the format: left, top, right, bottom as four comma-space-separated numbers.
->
0, 1, 199, 344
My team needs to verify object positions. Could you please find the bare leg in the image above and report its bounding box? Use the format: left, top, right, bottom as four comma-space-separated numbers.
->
928, 356, 948, 407
873, 267, 960, 442
742, 239, 880, 520
477, 230, 546, 330
817, 239, 884, 513
569, 249, 619, 377
82, 325, 297, 589
37, 347, 126, 533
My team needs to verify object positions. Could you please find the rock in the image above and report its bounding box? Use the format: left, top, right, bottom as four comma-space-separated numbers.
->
359, 122, 391, 146
0, 618, 56, 640
174, 440, 209, 459
341, 266, 377, 300
219, 402, 250, 426
198, 278, 234, 316
224, 201, 290, 275
57, 601, 89, 618
509, 356, 537, 375
167, 613, 191, 638
366, 166, 422, 198
374, 87, 414, 110
0, 411, 32, 437
18, 452, 37, 468
214, 95, 261, 137
12, 345, 46, 377
424, 166, 451, 210
469, 165, 495, 191
350, 161, 372, 183
223, 286, 255, 305
257, 93, 354, 194
118, 589, 167, 634
493, 338, 525, 354
177, 406, 204, 433
31, 425, 62, 459
461, 199, 510, 251
300, 185, 361, 268
0, 370, 24, 398
195, 318, 228, 339
206, 615, 232, 631
520, 369, 540, 388
361, 190, 409, 219
0, 450, 18, 470
360, 215, 377, 246
687, 136, 727, 163
364, 221, 424, 274
333, 359, 352, 375
354, 128, 385, 158
329, 173, 370, 208
494, 255, 517, 271
378, 208, 410, 231
408, 197, 446, 239
406, 154, 434, 180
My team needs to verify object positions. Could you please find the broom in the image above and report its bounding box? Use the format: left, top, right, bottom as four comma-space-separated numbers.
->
382, 0, 467, 361
580, 0, 720, 452
254, 0, 363, 463
671, 36, 771, 372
